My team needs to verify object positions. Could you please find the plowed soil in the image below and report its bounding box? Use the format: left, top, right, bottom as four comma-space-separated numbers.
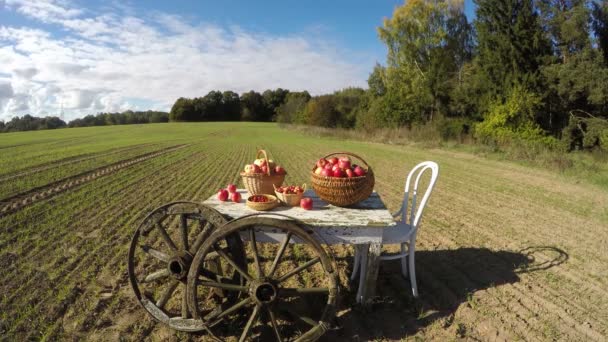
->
0, 122, 606, 341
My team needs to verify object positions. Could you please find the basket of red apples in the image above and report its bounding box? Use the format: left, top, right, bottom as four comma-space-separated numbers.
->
240, 149, 286, 195
311, 152, 375, 207
274, 184, 306, 206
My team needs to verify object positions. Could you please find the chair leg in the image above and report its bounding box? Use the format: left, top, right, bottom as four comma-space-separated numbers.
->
409, 239, 418, 297
351, 246, 360, 281
400, 242, 408, 278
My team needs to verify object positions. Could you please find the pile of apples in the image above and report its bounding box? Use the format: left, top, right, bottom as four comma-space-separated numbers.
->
243, 158, 286, 175
275, 185, 304, 194
217, 184, 241, 203
249, 195, 271, 203
313, 156, 367, 178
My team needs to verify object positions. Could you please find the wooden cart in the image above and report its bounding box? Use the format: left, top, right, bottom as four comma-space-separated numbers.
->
128, 189, 395, 341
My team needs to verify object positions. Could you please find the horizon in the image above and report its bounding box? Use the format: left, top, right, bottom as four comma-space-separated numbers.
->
0, 0, 476, 121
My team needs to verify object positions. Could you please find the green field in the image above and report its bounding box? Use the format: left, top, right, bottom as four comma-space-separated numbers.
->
1, 122, 607, 341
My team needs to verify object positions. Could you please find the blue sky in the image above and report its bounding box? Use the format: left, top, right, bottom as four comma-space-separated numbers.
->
0, 0, 476, 120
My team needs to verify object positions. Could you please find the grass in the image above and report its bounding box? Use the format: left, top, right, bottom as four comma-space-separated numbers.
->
0, 122, 607, 341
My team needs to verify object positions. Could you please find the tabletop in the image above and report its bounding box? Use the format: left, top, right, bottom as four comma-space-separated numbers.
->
203, 189, 396, 230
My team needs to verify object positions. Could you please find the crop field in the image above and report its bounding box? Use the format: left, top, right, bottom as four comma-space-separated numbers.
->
0, 122, 607, 341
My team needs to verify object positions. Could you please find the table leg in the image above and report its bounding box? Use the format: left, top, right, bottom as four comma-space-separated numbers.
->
360, 242, 381, 305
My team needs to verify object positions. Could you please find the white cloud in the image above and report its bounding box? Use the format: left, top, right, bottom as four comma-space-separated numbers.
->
0, 0, 371, 120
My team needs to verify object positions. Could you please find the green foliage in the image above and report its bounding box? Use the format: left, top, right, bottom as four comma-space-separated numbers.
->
475, 0, 551, 96
563, 116, 608, 151
69, 111, 169, 128
0, 115, 67, 133
276, 91, 311, 124
475, 86, 558, 147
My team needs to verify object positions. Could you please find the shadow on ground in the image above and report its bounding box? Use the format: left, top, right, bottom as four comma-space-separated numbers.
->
323, 246, 568, 341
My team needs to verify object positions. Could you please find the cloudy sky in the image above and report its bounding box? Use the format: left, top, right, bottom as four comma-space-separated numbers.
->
0, 0, 475, 121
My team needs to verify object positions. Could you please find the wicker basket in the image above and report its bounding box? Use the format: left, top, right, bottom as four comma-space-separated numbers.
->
246, 194, 279, 211
310, 152, 375, 207
241, 149, 286, 195
274, 184, 306, 206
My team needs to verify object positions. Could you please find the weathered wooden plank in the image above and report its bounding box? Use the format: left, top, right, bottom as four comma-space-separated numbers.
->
203, 189, 395, 229
361, 242, 382, 306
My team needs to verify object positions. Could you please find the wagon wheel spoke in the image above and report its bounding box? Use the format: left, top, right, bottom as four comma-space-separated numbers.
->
182, 288, 189, 318
140, 244, 170, 263
142, 268, 170, 283
249, 228, 264, 277
190, 220, 211, 254
214, 244, 253, 282
275, 303, 317, 327
156, 280, 179, 308
206, 297, 253, 324
155, 221, 178, 252
268, 232, 292, 278
197, 280, 248, 292
279, 287, 329, 297
129, 202, 229, 332
267, 307, 283, 342
180, 214, 189, 251
239, 305, 261, 342
276, 257, 320, 283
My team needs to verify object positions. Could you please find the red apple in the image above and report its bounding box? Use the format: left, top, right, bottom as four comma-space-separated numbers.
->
324, 163, 333, 171
316, 158, 328, 168
227, 184, 237, 193
300, 197, 313, 210
321, 168, 332, 177
345, 169, 354, 178
333, 168, 345, 177
331, 164, 341, 172
338, 156, 351, 170
252, 164, 261, 173
275, 166, 286, 175
328, 157, 339, 165
230, 191, 241, 203
261, 165, 268, 174
217, 189, 229, 201
353, 166, 366, 177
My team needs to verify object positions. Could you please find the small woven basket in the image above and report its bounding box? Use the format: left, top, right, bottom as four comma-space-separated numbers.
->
274, 184, 306, 206
246, 195, 279, 211
310, 152, 375, 207
241, 149, 285, 195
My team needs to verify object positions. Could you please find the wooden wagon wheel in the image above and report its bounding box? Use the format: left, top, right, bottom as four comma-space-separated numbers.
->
187, 214, 339, 341
128, 201, 246, 332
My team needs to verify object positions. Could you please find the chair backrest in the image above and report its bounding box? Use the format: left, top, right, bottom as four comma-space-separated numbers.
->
398, 161, 439, 230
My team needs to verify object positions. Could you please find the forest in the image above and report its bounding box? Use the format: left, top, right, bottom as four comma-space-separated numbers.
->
169, 0, 608, 152
3, 0, 607, 153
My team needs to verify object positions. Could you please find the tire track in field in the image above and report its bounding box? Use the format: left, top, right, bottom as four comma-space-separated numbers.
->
0, 144, 188, 218
0, 143, 156, 182
5, 142, 232, 338
0, 147, 196, 267
0, 149, 198, 316
77, 143, 250, 337
43, 142, 238, 338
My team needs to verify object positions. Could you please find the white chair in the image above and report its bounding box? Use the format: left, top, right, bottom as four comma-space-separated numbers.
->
351, 161, 439, 298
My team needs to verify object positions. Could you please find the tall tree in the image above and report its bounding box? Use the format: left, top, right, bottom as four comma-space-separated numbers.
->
378, 0, 473, 122
474, 0, 551, 96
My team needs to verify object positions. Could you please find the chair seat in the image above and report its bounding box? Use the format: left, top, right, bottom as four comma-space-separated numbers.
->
381, 222, 414, 244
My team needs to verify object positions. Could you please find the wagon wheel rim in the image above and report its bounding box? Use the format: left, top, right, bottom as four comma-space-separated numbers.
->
128, 201, 236, 332
187, 215, 339, 341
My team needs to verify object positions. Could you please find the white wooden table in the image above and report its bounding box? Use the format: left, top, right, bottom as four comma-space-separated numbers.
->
203, 189, 396, 305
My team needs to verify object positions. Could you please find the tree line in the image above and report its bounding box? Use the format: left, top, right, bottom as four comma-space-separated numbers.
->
276, 0, 608, 152
0, 111, 168, 133
169, 89, 290, 122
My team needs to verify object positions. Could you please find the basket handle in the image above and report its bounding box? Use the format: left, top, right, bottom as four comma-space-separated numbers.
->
322, 152, 371, 170
255, 149, 272, 176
